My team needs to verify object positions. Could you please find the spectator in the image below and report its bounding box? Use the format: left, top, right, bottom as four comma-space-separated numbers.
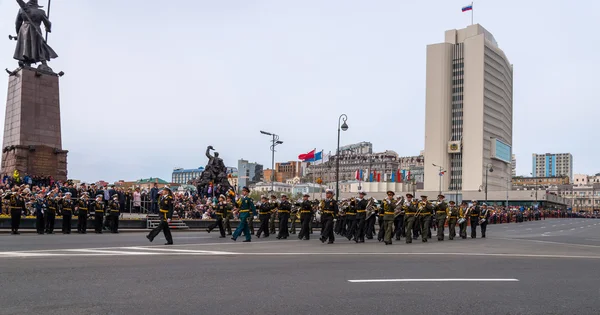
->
150, 183, 159, 214
133, 187, 141, 213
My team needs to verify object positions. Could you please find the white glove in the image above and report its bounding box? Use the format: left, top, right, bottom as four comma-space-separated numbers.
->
167, 218, 171, 223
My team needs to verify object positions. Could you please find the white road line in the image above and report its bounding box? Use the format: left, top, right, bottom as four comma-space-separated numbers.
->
559, 230, 564, 232
570, 228, 576, 231
580, 227, 584, 229
66, 249, 160, 255
125, 247, 236, 255
348, 278, 519, 283
495, 237, 600, 249
552, 225, 556, 227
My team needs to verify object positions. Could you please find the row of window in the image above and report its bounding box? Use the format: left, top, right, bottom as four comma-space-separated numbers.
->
452, 87, 464, 93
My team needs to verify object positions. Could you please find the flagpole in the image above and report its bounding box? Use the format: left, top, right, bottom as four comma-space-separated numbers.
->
471, 1, 474, 25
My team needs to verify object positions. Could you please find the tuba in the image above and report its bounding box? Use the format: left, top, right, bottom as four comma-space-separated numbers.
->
365, 198, 376, 219
394, 197, 405, 218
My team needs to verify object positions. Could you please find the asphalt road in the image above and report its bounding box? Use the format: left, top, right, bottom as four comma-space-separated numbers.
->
1, 218, 599, 315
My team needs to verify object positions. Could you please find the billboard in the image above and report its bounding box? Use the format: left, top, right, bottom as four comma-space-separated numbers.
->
491, 138, 511, 163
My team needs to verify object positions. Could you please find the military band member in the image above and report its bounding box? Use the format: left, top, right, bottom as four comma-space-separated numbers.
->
289, 199, 299, 234
334, 201, 346, 236
319, 189, 338, 244
298, 194, 313, 240
224, 194, 234, 235
469, 200, 481, 238
354, 192, 368, 243
45, 194, 59, 234
5, 190, 25, 235
76, 192, 90, 234
34, 192, 47, 235
268, 195, 278, 235
232, 186, 255, 242
365, 200, 377, 240
277, 194, 292, 239
458, 201, 469, 239
447, 201, 459, 240
435, 194, 448, 241
393, 196, 405, 241
147, 186, 174, 245
418, 195, 434, 242
92, 194, 105, 234
255, 196, 271, 238
382, 191, 397, 245
207, 195, 227, 238
377, 197, 385, 242
402, 194, 417, 244
62, 192, 74, 234
109, 194, 120, 233
480, 203, 490, 238
345, 198, 357, 241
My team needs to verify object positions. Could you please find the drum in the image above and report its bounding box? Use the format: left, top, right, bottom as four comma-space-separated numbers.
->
479, 218, 486, 225
457, 218, 466, 224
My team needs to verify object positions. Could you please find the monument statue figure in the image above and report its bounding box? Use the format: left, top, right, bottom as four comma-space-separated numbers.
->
12, 0, 58, 71
198, 146, 233, 195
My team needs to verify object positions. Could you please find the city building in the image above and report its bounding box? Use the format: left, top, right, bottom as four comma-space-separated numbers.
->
424, 24, 513, 193
292, 183, 326, 197
532, 153, 573, 180
511, 154, 516, 177
551, 174, 600, 212
237, 159, 263, 191
263, 161, 303, 183
171, 167, 204, 184
250, 182, 293, 194
118, 177, 170, 190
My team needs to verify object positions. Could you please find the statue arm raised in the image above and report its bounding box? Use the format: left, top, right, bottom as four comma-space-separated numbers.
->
205, 146, 214, 160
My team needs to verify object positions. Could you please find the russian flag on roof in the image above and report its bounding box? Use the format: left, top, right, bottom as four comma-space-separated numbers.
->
462, 4, 473, 12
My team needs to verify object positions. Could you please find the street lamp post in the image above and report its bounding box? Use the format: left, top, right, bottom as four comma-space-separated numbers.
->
260, 130, 283, 193
335, 114, 348, 201
432, 163, 446, 196
485, 163, 494, 203
501, 176, 509, 208
530, 172, 538, 209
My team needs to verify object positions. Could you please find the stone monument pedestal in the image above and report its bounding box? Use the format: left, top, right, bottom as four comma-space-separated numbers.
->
1, 67, 68, 181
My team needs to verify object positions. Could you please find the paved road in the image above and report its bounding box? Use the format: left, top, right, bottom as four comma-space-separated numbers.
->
1, 218, 599, 315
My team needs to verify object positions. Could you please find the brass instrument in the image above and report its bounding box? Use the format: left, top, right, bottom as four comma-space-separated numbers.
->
393, 197, 406, 218
458, 206, 471, 224
365, 198, 376, 219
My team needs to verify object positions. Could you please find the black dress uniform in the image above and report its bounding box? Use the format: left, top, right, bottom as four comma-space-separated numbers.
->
5, 193, 25, 235
393, 202, 405, 241
91, 197, 105, 234
77, 198, 90, 234
147, 193, 174, 245
319, 197, 339, 244
470, 204, 481, 238
354, 195, 368, 243
480, 206, 490, 238
298, 197, 313, 240
45, 196, 58, 234
34, 197, 46, 234
108, 197, 120, 233
345, 199, 357, 241
207, 200, 228, 238
277, 198, 292, 239
256, 199, 271, 238
62, 197, 74, 234
377, 203, 385, 242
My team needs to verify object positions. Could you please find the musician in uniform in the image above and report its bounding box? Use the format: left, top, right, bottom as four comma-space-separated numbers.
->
224, 193, 234, 235
62, 192, 74, 234
76, 192, 90, 234
377, 196, 386, 242
268, 194, 278, 235
480, 203, 490, 238
45, 194, 59, 234
354, 192, 368, 243
447, 200, 459, 240
255, 196, 271, 238
297, 194, 313, 240
334, 200, 346, 236
458, 201, 469, 239
5, 190, 25, 235
207, 195, 228, 238
469, 200, 481, 238
402, 193, 418, 244
108, 194, 120, 233
147, 186, 174, 245
319, 189, 338, 244
345, 198, 357, 241
232, 186, 255, 242
91, 194, 105, 234
435, 194, 448, 241
365, 199, 377, 240
419, 195, 434, 242
34, 192, 47, 234
289, 197, 299, 234
277, 194, 292, 239
393, 196, 405, 241
382, 191, 397, 245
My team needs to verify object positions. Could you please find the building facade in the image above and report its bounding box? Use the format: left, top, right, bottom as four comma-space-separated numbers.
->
532, 153, 573, 180
424, 24, 513, 193
263, 161, 303, 183
237, 159, 263, 191
171, 167, 204, 184
511, 154, 516, 177
512, 176, 570, 190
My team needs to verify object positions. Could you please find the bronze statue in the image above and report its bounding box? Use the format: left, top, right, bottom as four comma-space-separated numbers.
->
198, 146, 234, 194
12, 0, 58, 71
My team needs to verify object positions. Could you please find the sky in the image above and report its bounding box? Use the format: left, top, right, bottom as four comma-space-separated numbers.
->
0, 0, 598, 182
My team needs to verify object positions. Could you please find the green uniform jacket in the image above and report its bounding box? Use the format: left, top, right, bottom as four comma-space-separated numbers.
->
382, 198, 397, 221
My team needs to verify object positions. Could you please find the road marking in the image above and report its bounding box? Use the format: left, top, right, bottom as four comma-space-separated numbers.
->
559, 230, 564, 232
526, 228, 532, 231
348, 278, 519, 283
571, 228, 576, 231
66, 249, 160, 255
125, 247, 235, 255
580, 227, 584, 229
495, 237, 600, 249
552, 225, 556, 227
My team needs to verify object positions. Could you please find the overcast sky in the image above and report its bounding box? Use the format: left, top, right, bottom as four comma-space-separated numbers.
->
0, 0, 597, 182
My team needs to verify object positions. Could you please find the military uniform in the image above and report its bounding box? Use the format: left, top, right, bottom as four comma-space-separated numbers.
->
256, 198, 271, 238
5, 193, 25, 235
382, 192, 397, 245
207, 196, 228, 238
232, 187, 255, 242
62, 195, 74, 234
45, 196, 59, 234
376, 202, 385, 242
393, 200, 405, 241
354, 193, 368, 243
277, 197, 292, 239
91, 196, 105, 234
268, 197, 278, 235
147, 191, 174, 245
77, 196, 90, 234
345, 199, 357, 241
458, 203, 469, 239
298, 195, 313, 240
319, 190, 338, 244
435, 195, 448, 241
34, 196, 47, 234
109, 197, 120, 233
418, 196, 434, 242
469, 202, 481, 238
402, 194, 418, 243
289, 203, 299, 234
447, 201, 459, 240
224, 197, 233, 235
480, 205, 490, 238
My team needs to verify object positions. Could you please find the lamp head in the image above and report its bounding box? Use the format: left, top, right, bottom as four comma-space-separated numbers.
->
341, 122, 348, 131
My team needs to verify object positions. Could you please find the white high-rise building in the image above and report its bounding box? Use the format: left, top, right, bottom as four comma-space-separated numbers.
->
424, 24, 513, 193
532, 153, 573, 180
511, 154, 516, 177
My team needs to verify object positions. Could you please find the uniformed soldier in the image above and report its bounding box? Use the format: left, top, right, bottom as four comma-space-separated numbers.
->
34, 192, 46, 234
232, 186, 255, 242
91, 194, 105, 234
435, 194, 448, 241
345, 198, 357, 241
334, 200, 346, 236
109, 194, 120, 233
255, 196, 271, 238
319, 189, 338, 244
377, 195, 386, 242
277, 194, 292, 240
447, 200, 459, 240
44, 193, 58, 234
224, 195, 234, 235
62, 192, 74, 234
297, 194, 313, 240
147, 186, 174, 245
393, 196, 405, 241
402, 193, 417, 243
365, 200, 377, 240
458, 201, 469, 239
268, 195, 278, 235
206, 194, 227, 238
470, 200, 481, 238
419, 195, 434, 242
289, 199, 299, 234
354, 192, 368, 243
382, 191, 397, 245
5, 190, 25, 235
480, 203, 490, 238
76, 192, 90, 234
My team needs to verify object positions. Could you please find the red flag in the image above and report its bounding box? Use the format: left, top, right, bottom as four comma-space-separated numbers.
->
355, 170, 360, 180
298, 149, 316, 161
397, 170, 402, 183
377, 173, 381, 182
